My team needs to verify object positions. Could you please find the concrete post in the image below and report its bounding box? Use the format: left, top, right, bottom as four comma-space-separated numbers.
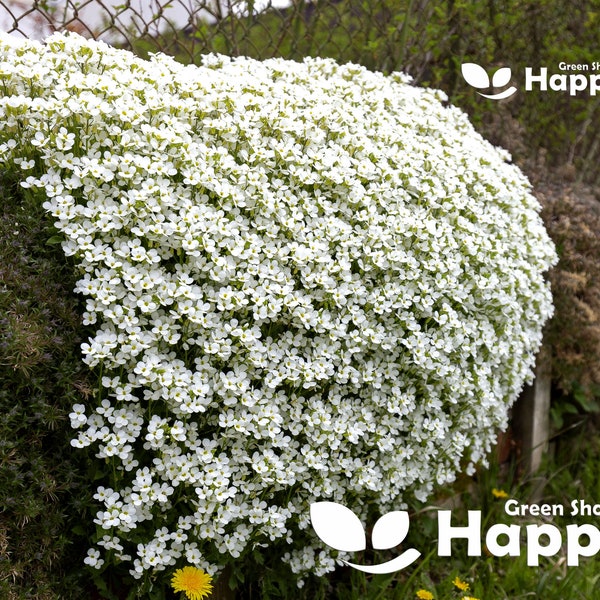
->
511, 344, 552, 474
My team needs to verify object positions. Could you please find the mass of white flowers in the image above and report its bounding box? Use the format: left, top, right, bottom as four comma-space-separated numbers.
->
0, 32, 556, 582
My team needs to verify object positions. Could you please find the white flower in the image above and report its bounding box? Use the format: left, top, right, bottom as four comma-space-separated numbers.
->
84, 548, 104, 569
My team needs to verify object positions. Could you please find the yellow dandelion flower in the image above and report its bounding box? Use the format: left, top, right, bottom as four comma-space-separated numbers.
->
462, 596, 480, 600
453, 576, 470, 591
416, 590, 434, 600
492, 488, 509, 499
171, 566, 213, 600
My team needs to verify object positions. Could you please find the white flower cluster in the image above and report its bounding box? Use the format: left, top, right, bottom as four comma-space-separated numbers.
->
0, 32, 556, 580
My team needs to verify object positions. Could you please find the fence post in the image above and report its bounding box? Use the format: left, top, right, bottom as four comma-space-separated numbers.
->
212, 564, 235, 600
511, 343, 552, 474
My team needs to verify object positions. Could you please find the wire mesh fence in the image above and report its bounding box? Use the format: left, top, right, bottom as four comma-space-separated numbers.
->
0, 0, 433, 74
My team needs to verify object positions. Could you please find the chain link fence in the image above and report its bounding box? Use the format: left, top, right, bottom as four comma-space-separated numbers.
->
0, 0, 432, 74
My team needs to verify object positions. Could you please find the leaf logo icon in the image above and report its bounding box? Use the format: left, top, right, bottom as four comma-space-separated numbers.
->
310, 502, 421, 574
492, 67, 512, 88
461, 63, 517, 99
461, 63, 491, 89
310, 502, 366, 552
371, 511, 410, 550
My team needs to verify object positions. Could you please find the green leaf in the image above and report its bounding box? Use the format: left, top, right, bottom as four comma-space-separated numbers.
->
71, 524, 87, 536
550, 407, 563, 430
573, 388, 600, 413
563, 403, 579, 415
46, 235, 63, 245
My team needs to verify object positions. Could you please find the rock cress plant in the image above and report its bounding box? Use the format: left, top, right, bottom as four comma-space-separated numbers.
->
0, 33, 556, 584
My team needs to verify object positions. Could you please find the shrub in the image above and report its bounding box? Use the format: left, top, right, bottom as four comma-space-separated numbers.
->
0, 32, 556, 593
0, 177, 95, 598
538, 182, 600, 404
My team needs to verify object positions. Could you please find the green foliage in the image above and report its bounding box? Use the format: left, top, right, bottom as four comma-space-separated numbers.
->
537, 182, 600, 413
0, 177, 96, 599
550, 383, 600, 431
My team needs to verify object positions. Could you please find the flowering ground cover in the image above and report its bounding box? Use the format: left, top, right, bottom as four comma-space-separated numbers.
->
0, 32, 556, 596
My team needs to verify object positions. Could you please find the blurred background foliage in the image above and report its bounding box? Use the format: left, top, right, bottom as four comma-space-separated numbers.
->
2, 0, 600, 597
